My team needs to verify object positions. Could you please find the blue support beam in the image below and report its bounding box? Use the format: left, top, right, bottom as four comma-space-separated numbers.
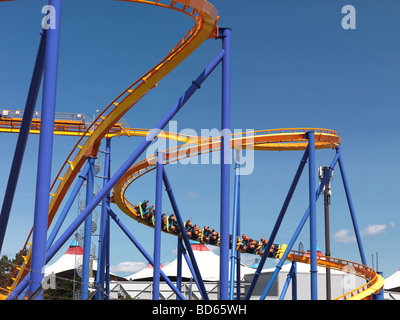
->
81, 157, 95, 300
107, 208, 185, 300
177, 240, 203, 295
176, 238, 183, 299
162, 168, 209, 300
337, 146, 367, 265
291, 261, 297, 300
279, 261, 297, 300
235, 188, 241, 300
153, 152, 164, 300
104, 147, 111, 299
219, 26, 231, 300
96, 138, 111, 300
105, 209, 110, 299
0, 30, 46, 254
375, 272, 384, 300
229, 151, 240, 300
47, 163, 89, 250
29, 0, 62, 299
306, 131, 318, 300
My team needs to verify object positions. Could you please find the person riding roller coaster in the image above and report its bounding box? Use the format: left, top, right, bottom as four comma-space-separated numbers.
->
134, 201, 280, 258
184, 219, 201, 240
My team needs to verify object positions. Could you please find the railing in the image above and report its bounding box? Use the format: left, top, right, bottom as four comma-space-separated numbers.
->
0, 108, 135, 136
0, 109, 87, 122
287, 249, 382, 300
115, 128, 342, 209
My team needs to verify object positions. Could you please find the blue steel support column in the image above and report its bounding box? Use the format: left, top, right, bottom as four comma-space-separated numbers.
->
44, 50, 224, 286
306, 131, 318, 300
104, 143, 111, 299
292, 262, 297, 300
279, 261, 296, 300
0, 30, 46, 253
81, 157, 95, 300
236, 189, 241, 300
177, 240, 202, 290
29, 0, 62, 299
376, 272, 384, 300
153, 152, 164, 300
96, 138, 111, 300
259, 152, 340, 300
47, 163, 89, 250
176, 238, 183, 299
245, 146, 309, 300
337, 146, 367, 265
229, 150, 240, 300
162, 169, 209, 300
220, 27, 231, 300
6, 273, 30, 300
107, 208, 185, 300
105, 211, 110, 299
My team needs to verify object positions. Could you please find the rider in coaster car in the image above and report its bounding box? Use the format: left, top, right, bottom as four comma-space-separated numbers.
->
209, 229, 218, 245
246, 238, 257, 254
185, 219, 193, 238
168, 214, 180, 234
201, 226, 211, 243
161, 213, 167, 230
193, 225, 200, 240
143, 205, 154, 222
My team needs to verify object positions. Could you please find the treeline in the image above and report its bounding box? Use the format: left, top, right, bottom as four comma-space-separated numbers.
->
0, 250, 24, 289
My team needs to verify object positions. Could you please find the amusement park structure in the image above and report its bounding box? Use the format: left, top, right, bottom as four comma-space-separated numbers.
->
0, 0, 384, 300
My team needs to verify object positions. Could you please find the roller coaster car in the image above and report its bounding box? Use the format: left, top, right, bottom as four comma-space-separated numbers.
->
132, 201, 282, 258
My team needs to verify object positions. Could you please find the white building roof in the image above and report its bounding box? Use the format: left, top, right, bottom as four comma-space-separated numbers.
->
44, 241, 94, 276
384, 269, 400, 292
127, 243, 257, 281
44, 240, 125, 281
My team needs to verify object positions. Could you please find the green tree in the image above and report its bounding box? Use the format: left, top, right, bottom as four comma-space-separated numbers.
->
0, 249, 30, 290
0, 254, 12, 288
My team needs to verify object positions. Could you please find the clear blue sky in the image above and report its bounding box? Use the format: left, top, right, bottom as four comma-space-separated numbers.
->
0, 0, 399, 282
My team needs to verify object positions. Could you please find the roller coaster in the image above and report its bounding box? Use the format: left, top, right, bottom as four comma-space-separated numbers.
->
0, 0, 384, 300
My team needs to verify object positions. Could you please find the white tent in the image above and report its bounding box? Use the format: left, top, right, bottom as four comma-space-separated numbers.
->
268, 260, 349, 275
126, 242, 256, 281
126, 263, 164, 281
44, 240, 89, 277
384, 269, 400, 292
44, 240, 125, 281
